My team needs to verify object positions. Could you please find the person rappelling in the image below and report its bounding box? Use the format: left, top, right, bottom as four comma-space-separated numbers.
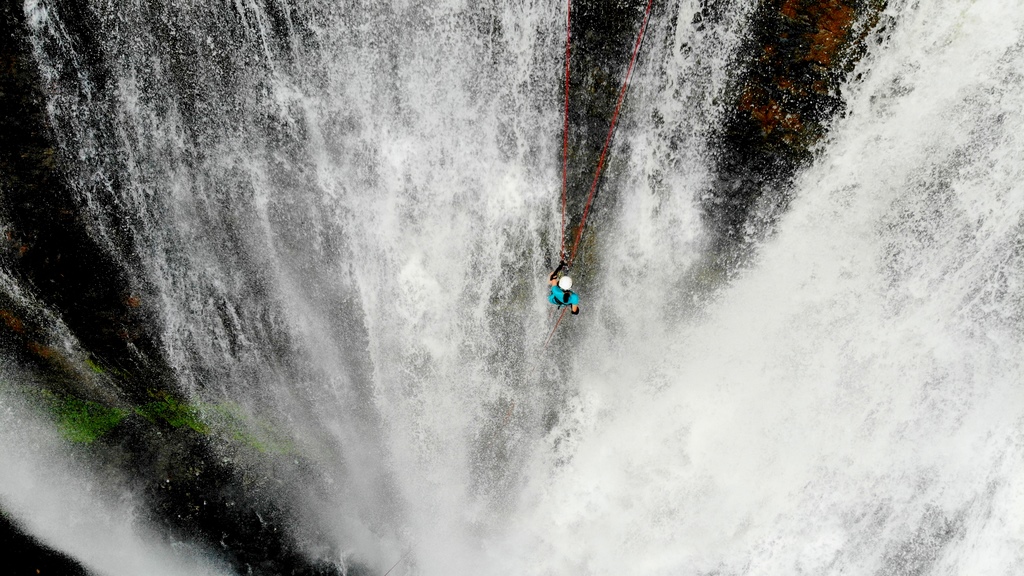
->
544, 0, 652, 346
548, 260, 580, 315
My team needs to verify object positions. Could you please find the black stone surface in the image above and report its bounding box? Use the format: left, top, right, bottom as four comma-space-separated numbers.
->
0, 509, 92, 576
0, 2, 361, 573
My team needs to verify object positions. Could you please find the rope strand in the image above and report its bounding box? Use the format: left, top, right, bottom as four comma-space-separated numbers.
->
560, 0, 571, 261
544, 307, 569, 347
566, 0, 654, 266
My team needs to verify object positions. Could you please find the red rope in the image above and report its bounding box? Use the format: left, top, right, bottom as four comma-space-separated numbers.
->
560, 0, 571, 261
545, 307, 569, 347
566, 0, 654, 266
382, 549, 412, 576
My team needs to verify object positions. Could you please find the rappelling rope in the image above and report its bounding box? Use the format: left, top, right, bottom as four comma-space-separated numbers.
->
382, 548, 413, 576
559, 0, 571, 262
544, 307, 569, 347
562, 0, 655, 267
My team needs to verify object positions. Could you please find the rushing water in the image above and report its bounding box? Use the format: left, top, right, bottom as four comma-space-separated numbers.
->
3, 0, 1023, 574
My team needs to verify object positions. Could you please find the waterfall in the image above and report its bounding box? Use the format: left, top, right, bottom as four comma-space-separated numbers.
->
2, 0, 1022, 574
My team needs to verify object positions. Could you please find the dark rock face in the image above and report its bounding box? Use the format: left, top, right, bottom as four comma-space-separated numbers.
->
0, 511, 92, 576
0, 0, 168, 401
559, 0, 887, 277
0, 2, 360, 574
704, 0, 888, 264
561, 0, 654, 267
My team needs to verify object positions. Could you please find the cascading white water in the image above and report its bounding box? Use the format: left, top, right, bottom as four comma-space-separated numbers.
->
0, 375, 234, 576
499, 1, 1024, 574
4, 0, 1023, 574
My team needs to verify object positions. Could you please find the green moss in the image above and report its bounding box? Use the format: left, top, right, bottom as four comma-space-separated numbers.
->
14, 377, 298, 456
135, 392, 209, 434
203, 402, 295, 455
129, 393, 293, 453
40, 391, 127, 444
84, 357, 105, 374
31, 383, 294, 453
82, 356, 133, 382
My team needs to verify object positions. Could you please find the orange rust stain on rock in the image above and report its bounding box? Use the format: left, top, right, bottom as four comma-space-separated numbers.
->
805, 0, 856, 66
740, 87, 782, 135
776, 77, 807, 97
0, 310, 25, 333
752, 101, 783, 134
740, 85, 804, 137
125, 295, 141, 308
780, 112, 803, 132
780, 0, 801, 20
738, 86, 762, 112
28, 342, 55, 359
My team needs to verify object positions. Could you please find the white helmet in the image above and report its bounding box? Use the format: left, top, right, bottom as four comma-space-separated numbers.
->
558, 275, 573, 290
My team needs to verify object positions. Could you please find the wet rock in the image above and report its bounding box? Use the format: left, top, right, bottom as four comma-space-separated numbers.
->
561, 0, 655, 270
0, 509, 92, 576
705, 0, 888, 264
0, 3, 357, 574
0, 0, 168, 400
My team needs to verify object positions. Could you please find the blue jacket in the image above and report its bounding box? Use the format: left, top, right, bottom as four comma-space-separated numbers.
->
549, 285, 579, 308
